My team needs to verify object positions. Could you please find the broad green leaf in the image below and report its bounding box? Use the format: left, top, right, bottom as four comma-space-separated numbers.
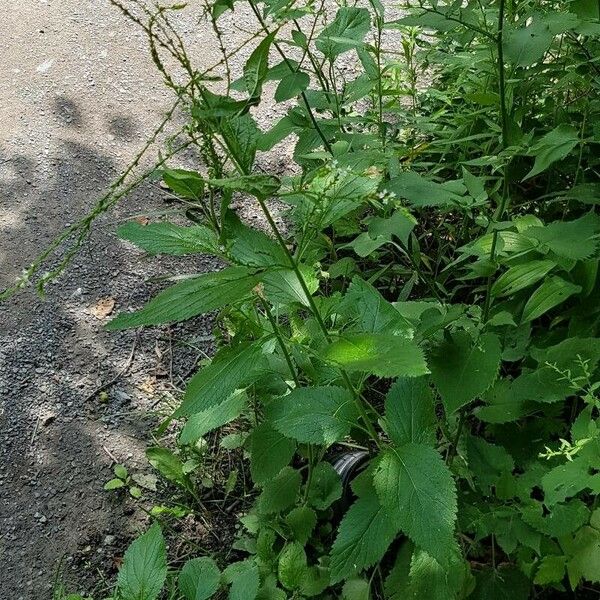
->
322, 333, 429, 378
523, 212, 600, 260
384, 377, 436, 446
534, 555, 566, 585
104, 478, 125, 490
316, 7, 371, 60
329, 486, 398, 583
504, 13, 578, 67
342, 578, 370, 600
179, 391, 247, 444
257, 466, 301, 514
268, 386, 358, 445
386, 171, 462, 207
208, 175, 281, 198
244, 34, 274, 98
405, 549, 473, 600
278, 542, 308, 590
225, 212, 287, 267
471, 566, 530, 600
306, 462, 343, 510
429, 331, 501, 414
179, 557, 221, 600
275, 71, 310, 102
384, 541, 412, 599
250, 423, 296, 485
521, 276, 581, 322
107, 267, 260, 330
523, 124, 580, 180
263, 266, 318, 308
491, 260, 556, 298
522, 499, 589, 538
373, 445, 457, 566
475, 379, 528, 424
223, 560, 260, 600
366, 209, 416, 247
146, 447, 187, 487
466, 436, 514, 494
220, 113, 260, 173
567, 526, 600, 585
285, 506, 317, 545
176, 343, 266, 417
117, 523, 167, 600
118, 222, 219, 256
340, 277, 413, 336
161, 168, 204, 199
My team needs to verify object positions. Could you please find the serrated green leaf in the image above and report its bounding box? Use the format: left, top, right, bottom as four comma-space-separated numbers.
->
179, 391, 247, 444
176, 343, 266, 417
285, 506, 317, 545
161, 168, 204, 199
534, 555, 566, 585
322, 333, 429, 378
475, 379, 529, 424
523, 212, 600, 260
208, 175, 281, 198
385, 377, 436, 446
104, 478, 126, 490
522, 499, 589, 538
275, 71, 310, 102
223, 560, 260, 600
258, 466, 301, 514
114, 464, 128, 479
118, 222, 219, 256
306, 462, 343, 510
521, 276, 581, 322
340, 277, 413, 336
523, 123, 580, 180
373, 445, 457, 566
107, 267, 260, 330
117, 523, 167, 600
220, 113, 260, 173
146, 447, 187, 487
316, 7, 371, 59
471, 566, 530, 600
268, 386, 358, 445
429, 331, 501, 414
329, 486, 398, 583
568, 526, 600, 585
491, 260, 556, 298
466, 436, 514, 494
278, 542, 308, 590
262, 266, 318, 308
342, 578, 370, 600
179, 557, 221, 600
249, 423, 296, 485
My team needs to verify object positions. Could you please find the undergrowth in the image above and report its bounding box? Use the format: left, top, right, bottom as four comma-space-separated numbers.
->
7, 0, 600, 598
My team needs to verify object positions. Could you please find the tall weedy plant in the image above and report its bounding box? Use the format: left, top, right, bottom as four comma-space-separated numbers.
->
15, 0, 600, 597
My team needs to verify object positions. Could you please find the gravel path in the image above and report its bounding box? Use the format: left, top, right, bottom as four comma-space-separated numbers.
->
0, 2, 230, 597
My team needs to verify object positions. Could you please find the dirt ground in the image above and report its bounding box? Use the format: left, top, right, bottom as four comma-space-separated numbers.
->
0, 2, 235, 598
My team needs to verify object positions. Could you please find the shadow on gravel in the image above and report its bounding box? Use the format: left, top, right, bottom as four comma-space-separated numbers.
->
0, 97, 211, 598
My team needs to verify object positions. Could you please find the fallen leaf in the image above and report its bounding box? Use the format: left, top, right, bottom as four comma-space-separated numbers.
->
90, 297, 116, 319
134, 216, 150, 225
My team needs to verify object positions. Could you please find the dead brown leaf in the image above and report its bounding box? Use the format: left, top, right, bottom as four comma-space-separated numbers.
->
90, 297, 116, 319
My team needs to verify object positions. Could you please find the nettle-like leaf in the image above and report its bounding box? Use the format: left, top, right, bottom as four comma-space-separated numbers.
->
329, 483, 399, 583
117, 523, 167, 600
475, 379, 529, 424
285, 506, 317, 545
522, 499, 589, 538
306, 462, 343, 510
384, 377, 436, 446
429, 331, 501, 414
386, 171, 463, 207
118, 222, 219, 256
179, 390, 247, 444
275, 71, 310, 102
223, 560, 260, 600
179, 557, 221, 600
107, 266, 260, 330
316, 7, 371, 60
257, 466, 301, 514
322, 333, 429, 378
244, 33, 274, 99
249, 423, 296, 485
220, 113, 260, 173
373, 444, 458, 566
339, 277, 413, 336
176, 342, 267, 417
471, 566, 530, 600
522, 212, 600, 261
278, 542, 308, 591
267, 386, 358, 445
161, 167, 205, 199
466, 436, 514, 494
523, 123, 580, 180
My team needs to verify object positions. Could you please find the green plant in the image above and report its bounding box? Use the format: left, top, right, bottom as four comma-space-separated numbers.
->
6, 0, 600, 597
